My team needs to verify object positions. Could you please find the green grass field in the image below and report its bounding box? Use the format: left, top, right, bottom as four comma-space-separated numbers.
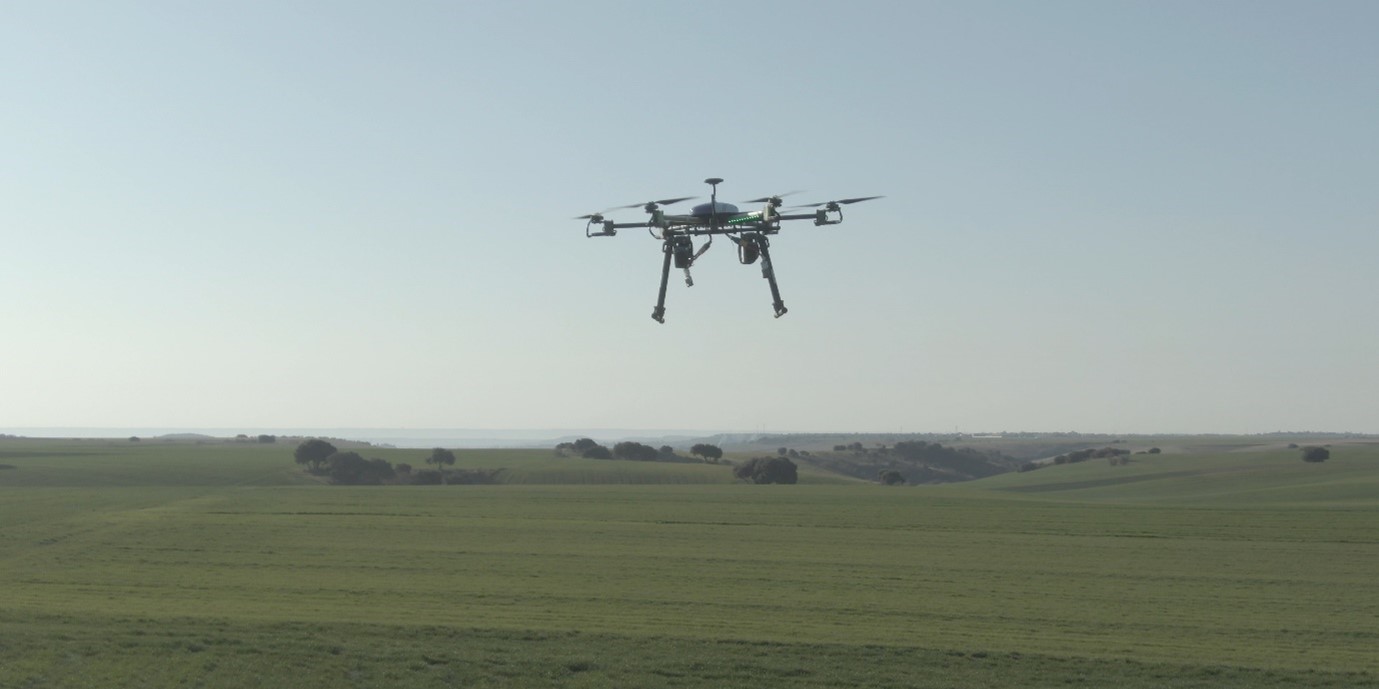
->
1, 437, 1376, 687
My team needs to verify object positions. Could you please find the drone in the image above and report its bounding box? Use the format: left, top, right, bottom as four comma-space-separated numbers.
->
577, 177, 881, 323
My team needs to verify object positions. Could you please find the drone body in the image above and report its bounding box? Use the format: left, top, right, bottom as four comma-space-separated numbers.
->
577, 178, 881, 323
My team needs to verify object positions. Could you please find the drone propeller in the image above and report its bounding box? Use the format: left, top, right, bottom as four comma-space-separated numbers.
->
611, 196, 697, 212
742, 190, 804, 205
574, 196, 695, 221
789, 195, 885, 209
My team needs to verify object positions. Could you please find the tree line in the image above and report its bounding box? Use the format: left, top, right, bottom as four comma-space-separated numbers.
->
552, 438, 723, 463
805, 440, 1015, 484
293, 440, 501, 485
295, 438, 804, 486
551, 439, 800, 484
1017, 446, 1159, 473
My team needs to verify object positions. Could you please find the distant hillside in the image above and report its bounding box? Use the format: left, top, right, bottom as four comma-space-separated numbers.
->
965, 442, 1379, 506
789, 441, 1021, 484
11, 435, 1372, 491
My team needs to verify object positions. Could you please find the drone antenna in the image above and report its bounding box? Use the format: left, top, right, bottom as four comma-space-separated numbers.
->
705, 177, 723, 232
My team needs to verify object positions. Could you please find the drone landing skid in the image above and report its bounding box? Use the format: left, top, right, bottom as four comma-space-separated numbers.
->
650, 236, 788, 323
754, 235, 788, 319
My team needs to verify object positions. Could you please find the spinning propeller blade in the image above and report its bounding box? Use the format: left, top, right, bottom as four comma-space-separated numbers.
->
788, 195, 882, 208
742, 190, 804, 204
574, 196, 694, 221
612, 196, 697, 210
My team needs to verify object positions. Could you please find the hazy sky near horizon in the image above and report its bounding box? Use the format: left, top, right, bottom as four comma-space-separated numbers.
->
3, 1, 1376, 435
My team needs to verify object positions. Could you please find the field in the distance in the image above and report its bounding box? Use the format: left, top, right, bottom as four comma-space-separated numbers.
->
1, 437, 1376, 688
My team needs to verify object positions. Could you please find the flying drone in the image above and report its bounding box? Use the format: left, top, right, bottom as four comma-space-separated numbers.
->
577, 177, 881, 323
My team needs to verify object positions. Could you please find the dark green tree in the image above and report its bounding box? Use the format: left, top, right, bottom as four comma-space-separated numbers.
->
427, 448, 457, 479
878, 469, 905, 485
1301, 446, 1330, 463
582, 444, 613, 459
413, 470, 444, 485
733, 456, 798, 484
613, 441, 660, 461
326, 452, 395, 485
294, 439, 338, 473
690, 443, 722, 463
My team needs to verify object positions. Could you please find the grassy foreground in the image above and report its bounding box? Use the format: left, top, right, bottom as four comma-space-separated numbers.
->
1, 438, 1376, 688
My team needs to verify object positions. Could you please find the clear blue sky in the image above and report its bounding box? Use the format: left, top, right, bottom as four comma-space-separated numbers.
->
3, 1, 1375, 434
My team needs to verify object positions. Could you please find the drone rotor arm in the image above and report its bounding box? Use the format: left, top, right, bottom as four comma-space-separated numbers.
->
778, 195, 882, 226
579, 212, 662, 237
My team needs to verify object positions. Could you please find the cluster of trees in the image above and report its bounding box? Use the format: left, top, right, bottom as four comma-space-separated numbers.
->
553, 439, 723, 463
320, 451, 398, 484
293, 440, 500, 486
830, 440, 1002, 467
878, 469, 905, 485
1014, 446, 1130, 474
810, 439, 1016, 483
294, 440, 397, 484
889, 441, 1011, 480
690, 443, 723, 462
553, 438, 613, 459
548, 439, 800, 484
612, 441, 664, 462
732, 456, 798, 484
1019, 446, 1162, 472
1301, 446, 1330, 463
1111, 447, 1162, 465
893, 440, 988, 464
1052, 447, 1132, 465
